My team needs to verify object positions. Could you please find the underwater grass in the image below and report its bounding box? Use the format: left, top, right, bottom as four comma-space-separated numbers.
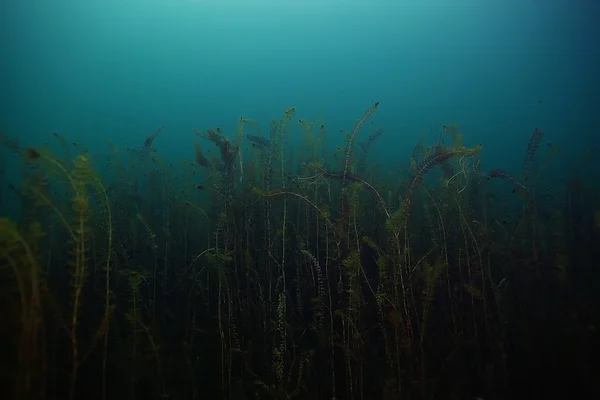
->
0, 105, 598, 400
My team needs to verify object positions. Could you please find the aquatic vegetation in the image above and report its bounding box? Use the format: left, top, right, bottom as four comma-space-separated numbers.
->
0, 103, 598, 400
193, 141, 209, 167
246, 133, 269, 148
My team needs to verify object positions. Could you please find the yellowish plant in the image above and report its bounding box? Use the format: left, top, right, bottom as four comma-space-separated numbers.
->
22, 148, 113, 400
0, 218, 44, 400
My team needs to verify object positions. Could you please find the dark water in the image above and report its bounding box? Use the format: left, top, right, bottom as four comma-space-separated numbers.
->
1, 1, 599, 399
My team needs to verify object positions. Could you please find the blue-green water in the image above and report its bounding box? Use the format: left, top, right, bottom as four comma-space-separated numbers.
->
2, 0, 598, 170
1, 1, 599, 399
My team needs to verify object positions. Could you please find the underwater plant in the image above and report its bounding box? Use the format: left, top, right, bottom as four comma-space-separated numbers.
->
0, 104, 597, 400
